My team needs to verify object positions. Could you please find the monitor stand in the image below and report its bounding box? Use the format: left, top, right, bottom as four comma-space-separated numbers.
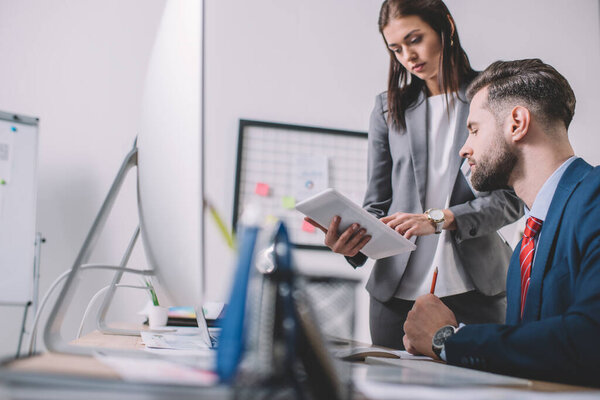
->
42, 144, 144, 356
40, 142, 217, 356
195, 306, 216, 349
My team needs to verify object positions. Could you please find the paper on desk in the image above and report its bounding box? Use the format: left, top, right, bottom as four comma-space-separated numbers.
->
140, 330, 211, 350
396, 350, 432, 360
332, 346, 432, 361
143, 347, 216, 371
140, 328, 216, 371
95, 354, 217, 386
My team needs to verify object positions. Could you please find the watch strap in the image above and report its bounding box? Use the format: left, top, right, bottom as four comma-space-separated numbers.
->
432, 343, 443, 358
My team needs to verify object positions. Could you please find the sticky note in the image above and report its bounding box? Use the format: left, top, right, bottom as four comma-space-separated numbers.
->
265, 215, 278, 224
255, 182, 270, 197
282, 196, 295, 209
302, 220, 316, 233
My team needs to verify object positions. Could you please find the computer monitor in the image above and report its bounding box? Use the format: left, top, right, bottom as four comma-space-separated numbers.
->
137, 0, 212, 347
42, 0, 209, 354
137, 0, 204, 317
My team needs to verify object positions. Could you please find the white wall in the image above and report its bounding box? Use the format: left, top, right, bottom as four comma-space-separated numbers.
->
0, 0, 598, 358
447, 0, 600, 164
203, 0, 387, 343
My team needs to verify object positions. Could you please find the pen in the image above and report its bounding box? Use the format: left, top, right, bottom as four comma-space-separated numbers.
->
430, 266, 438, 294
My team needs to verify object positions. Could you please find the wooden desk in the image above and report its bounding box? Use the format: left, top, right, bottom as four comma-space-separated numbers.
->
340, 337, 596, 394
8, 330, 145, 380
0, 329, 230, 400
0, 330, 597, 399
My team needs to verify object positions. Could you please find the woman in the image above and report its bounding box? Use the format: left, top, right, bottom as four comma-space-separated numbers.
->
306, 0, 523, 349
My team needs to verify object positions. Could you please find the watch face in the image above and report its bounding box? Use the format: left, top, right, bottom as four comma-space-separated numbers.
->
433, 325, 455, 347
429, 209, 444, 222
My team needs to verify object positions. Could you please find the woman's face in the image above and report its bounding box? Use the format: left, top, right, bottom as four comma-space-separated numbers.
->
383, 15, 443, 95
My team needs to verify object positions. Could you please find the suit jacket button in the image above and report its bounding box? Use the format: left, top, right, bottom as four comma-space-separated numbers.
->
469, 228, 477, 237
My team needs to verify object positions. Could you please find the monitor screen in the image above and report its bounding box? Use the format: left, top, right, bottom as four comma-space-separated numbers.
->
137, 0, 204, 311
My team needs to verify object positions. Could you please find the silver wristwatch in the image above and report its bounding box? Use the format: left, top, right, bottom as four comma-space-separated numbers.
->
425, 208, 445, 234
432, 325, 457, 358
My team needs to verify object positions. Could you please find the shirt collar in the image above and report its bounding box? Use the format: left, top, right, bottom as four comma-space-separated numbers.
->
526, 156, 578, 221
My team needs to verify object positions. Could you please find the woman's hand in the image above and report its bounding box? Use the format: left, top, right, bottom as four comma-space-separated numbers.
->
381, 210, 456, 239
304, 216, 371, 257
381, 212, 435, 239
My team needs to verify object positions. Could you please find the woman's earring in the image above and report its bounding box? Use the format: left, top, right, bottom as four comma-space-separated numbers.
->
450, 37, 454, 47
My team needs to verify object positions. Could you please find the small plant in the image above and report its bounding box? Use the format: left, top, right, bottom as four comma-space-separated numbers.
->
144, 278, 160, 306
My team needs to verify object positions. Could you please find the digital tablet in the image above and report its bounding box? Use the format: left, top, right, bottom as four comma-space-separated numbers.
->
295, 188, 416, 259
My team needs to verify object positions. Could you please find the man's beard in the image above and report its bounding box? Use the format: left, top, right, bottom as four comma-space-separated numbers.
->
470, 138, 518, 192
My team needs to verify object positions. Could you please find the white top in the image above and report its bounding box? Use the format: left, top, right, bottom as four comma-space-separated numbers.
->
395, 94, 475, 300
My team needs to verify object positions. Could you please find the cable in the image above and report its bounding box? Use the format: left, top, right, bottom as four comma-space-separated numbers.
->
76, 286, 110, 339
28, 268, 79, 355
27, 264, 154, 356
76, 284, 153, 339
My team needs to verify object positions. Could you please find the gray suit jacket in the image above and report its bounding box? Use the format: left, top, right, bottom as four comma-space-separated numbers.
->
350, 87, 523, 303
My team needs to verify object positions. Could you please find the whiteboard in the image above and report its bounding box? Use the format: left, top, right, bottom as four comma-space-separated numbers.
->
0, 111, 39, 304
232, 120, 368, 249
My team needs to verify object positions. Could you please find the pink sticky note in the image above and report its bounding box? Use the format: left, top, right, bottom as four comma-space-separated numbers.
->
255, 182, 270, 197
302, 220, 316, 233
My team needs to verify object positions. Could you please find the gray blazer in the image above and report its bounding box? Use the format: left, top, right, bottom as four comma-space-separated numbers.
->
350, 87, 523, 303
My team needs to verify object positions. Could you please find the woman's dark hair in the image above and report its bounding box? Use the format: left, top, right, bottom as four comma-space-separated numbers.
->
378, 0, 476, 129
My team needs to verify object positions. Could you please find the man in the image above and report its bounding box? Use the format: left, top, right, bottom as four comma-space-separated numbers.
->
403, 58, 600, 387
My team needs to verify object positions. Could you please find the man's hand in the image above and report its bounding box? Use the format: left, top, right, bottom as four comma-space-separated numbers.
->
403, 294, 458, 359
304, 216, 371, 257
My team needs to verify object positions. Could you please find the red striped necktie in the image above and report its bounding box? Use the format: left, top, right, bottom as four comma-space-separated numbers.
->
520, 216, 543, 319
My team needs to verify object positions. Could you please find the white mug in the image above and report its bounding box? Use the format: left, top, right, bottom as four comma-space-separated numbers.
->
148, 306, 169, 329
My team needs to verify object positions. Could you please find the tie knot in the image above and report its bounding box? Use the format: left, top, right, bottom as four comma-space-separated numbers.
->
524, 216, 543, 239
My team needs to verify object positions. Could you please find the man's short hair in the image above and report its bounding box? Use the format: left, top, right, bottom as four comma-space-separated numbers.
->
467, 59, 576, 129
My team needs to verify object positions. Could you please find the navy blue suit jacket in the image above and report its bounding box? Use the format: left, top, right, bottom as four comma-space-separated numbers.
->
445, 158, 600, 387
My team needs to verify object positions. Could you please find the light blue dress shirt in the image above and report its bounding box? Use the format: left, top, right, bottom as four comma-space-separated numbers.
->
527, 156, 577, 263
527, 156, 577, 222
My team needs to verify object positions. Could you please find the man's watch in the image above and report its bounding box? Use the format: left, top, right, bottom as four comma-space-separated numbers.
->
432, 325, 457, 358
425, 208, 445, 234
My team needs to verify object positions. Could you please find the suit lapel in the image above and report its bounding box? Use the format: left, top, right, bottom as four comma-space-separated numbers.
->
405, 91, 428, 210
506, 244, 523, 324
522, 158, 592, 322
447, 91, 470, 188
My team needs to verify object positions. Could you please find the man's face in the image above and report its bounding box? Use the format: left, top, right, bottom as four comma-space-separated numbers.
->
460, 88, 518, 191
